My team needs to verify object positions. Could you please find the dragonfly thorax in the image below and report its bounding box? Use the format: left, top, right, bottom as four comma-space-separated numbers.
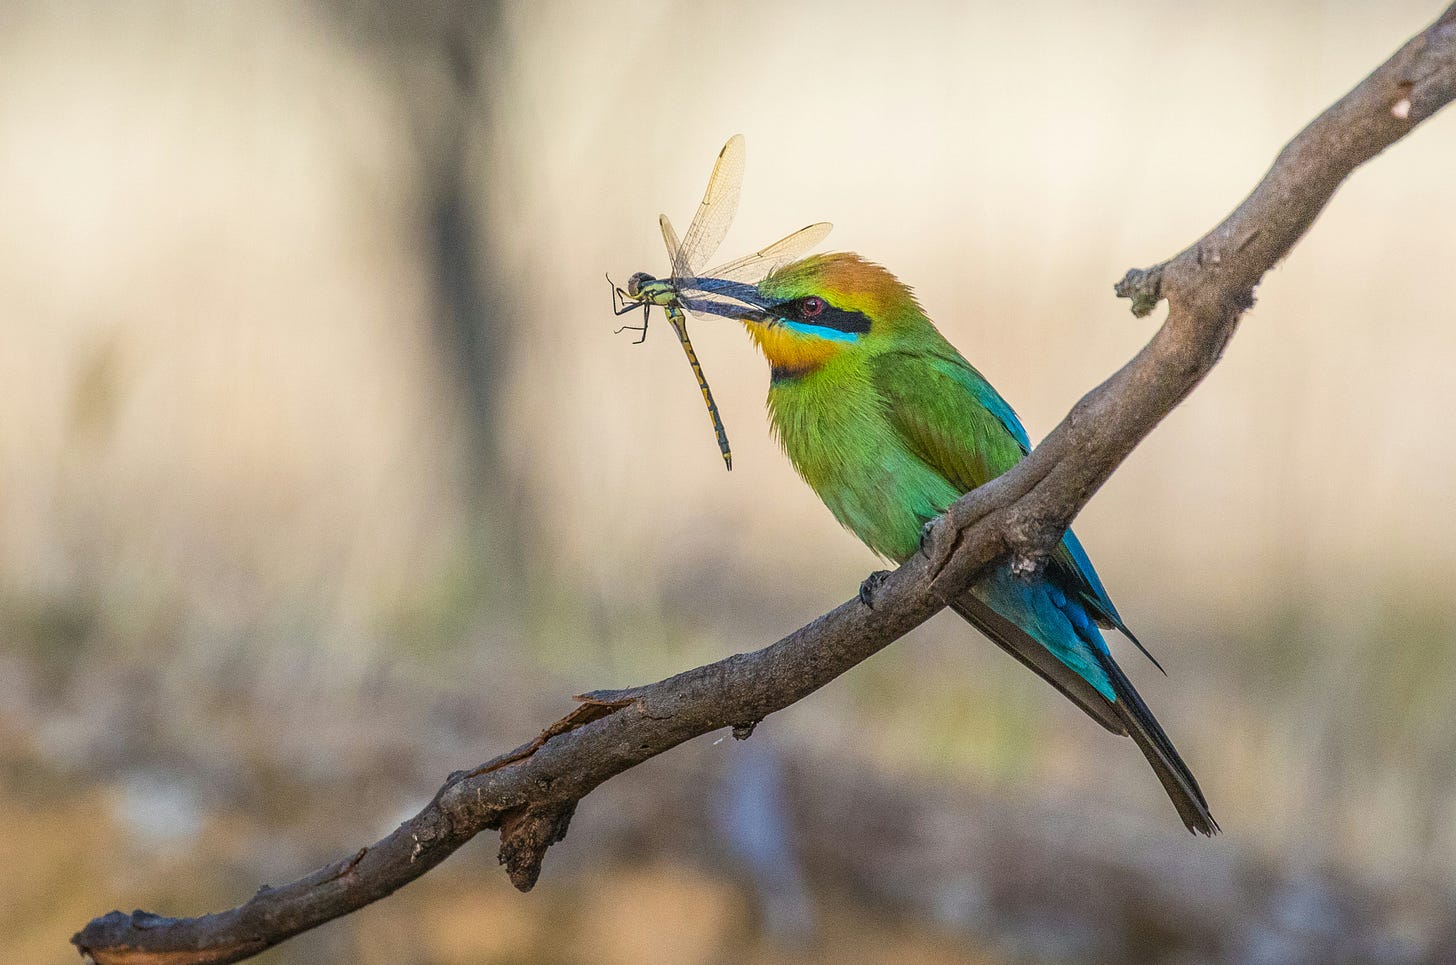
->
627, 273, 681, 307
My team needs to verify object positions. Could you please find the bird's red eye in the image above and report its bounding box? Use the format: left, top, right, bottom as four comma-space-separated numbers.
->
800, 296, 825, 318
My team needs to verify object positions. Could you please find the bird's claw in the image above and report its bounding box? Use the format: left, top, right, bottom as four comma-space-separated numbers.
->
859, 570, 892, 609
918, 520, 937, 558
1009, 550, 1046, 582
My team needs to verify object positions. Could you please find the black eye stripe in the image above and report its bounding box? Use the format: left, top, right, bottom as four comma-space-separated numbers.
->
774, 297, 872, 335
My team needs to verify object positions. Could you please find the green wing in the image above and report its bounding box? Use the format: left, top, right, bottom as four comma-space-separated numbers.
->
868, 349, 1149, 651
869, 349, 1028, 492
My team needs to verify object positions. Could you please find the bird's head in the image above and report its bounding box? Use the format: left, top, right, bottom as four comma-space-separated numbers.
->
739, 253, 927, 378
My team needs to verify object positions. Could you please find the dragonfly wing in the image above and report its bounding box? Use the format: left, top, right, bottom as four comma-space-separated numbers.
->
676, 280, 776, 320
702, 222, 833, 283
659, 213, 682, 269
671, 134, 745, 281
673, 222, 834, 321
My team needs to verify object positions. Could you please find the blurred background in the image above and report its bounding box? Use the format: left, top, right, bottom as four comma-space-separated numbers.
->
4, 1, 1456, 962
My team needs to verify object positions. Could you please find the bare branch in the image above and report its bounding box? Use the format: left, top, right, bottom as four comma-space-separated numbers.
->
72, 5, 1456, 963
923, 0, 1456, 591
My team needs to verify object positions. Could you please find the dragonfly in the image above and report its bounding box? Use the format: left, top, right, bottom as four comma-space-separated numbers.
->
610, 133, 831, 470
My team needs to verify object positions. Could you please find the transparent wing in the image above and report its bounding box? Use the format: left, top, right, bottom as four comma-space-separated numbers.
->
659, 213, 682, 268
671, 222, 833, 321
701, 222, 833, 282
675, 282, 774, 320
670, 134, 745, 281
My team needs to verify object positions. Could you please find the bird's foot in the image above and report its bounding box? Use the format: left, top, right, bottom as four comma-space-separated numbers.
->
1008, 549, 1047, 582
858, 570, 892, 609
918, 519, 938, 558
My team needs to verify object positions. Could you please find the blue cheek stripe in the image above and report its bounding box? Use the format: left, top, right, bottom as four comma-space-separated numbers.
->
783, 321, 861, 342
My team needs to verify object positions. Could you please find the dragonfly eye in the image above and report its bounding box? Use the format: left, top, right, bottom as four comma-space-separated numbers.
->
626, 272, 654, 298
799, 296, 826, 318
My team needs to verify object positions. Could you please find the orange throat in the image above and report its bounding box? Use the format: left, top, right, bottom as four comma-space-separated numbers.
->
741, 317, 849, 378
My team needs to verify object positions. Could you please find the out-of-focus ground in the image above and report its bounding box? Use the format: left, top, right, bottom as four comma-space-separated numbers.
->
3, 1, 1456, 962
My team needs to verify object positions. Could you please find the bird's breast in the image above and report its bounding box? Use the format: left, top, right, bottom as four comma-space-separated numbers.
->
766, 368, 960, 562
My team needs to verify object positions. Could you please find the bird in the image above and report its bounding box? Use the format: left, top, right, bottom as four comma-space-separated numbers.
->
731, 252, 1217, 835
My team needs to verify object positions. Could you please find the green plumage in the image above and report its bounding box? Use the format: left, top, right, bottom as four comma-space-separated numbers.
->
741, 253, 1217, 835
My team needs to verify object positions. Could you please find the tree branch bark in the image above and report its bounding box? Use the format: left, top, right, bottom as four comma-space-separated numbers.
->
73, 5, 1456, 963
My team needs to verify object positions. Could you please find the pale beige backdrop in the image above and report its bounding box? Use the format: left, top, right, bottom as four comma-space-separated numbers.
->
3, 2, 1454, 962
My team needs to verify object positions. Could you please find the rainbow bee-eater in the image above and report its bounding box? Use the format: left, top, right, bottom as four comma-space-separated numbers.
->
733, 253, 1217, 835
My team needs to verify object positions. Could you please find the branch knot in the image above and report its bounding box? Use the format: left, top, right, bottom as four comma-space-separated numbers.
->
1114, 264, 1164, 317
498, 801, 578, 892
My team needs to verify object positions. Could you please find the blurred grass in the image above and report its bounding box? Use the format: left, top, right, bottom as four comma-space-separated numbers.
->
3, 0, 1456, 961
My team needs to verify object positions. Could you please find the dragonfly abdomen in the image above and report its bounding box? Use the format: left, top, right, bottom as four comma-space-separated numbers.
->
664, 304, 732, 470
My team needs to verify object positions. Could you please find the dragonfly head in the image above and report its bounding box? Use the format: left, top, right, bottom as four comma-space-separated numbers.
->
625, 272, 656, 299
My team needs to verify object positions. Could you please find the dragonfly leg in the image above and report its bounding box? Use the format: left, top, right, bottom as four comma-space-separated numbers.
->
607, 273, 651, 342
607, 273, 639, 315
606, 273, 625, 312
614, 302, 650, 344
